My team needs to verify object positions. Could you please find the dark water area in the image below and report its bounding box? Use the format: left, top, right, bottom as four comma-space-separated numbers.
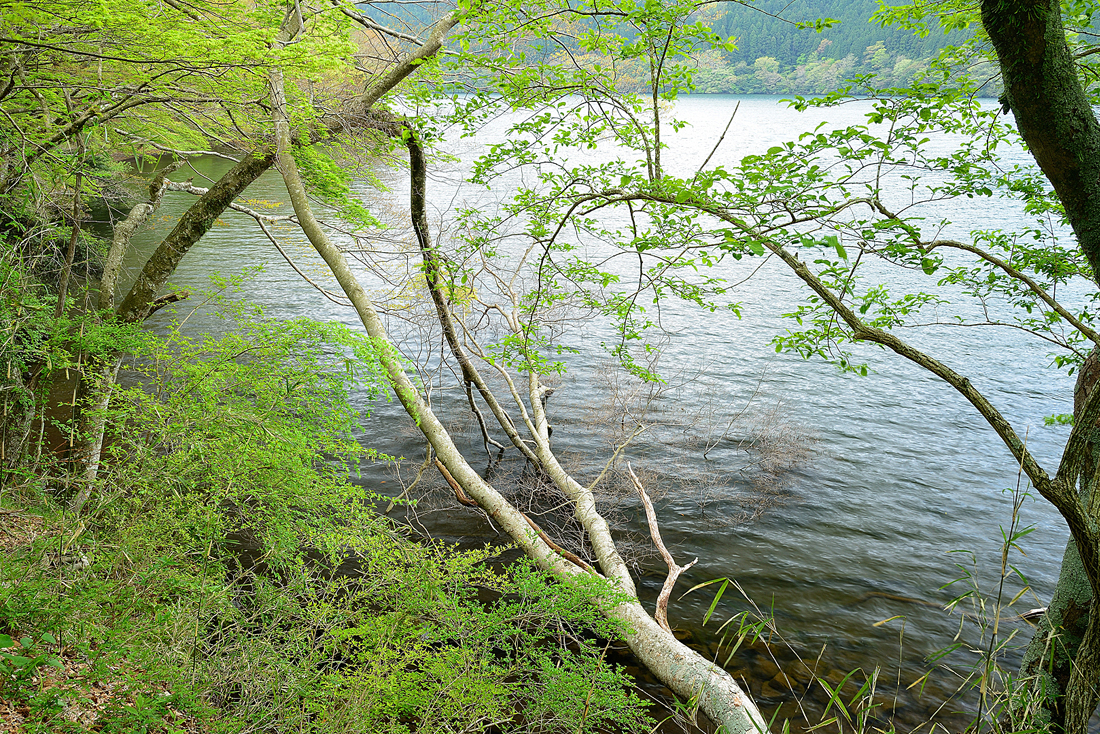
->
119, 95, 1097, 732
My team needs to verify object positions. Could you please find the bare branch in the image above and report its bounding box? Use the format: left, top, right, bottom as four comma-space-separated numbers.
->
629, 463, 698, 632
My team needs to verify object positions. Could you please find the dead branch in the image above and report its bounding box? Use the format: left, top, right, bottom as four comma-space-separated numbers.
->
434, 457, 479, 508
587, 423, 647, 492
147, 290, 191, 315
434, 457, 592, 572
629, 462, 697, 632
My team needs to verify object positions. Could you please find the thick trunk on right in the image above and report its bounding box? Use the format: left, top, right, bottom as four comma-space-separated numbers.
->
981, 0, 1100, 282
1019, 539, 1097, 731
978, 17, 1100, 723
1017, 350, 1100, 731
978, 29, 1100, 719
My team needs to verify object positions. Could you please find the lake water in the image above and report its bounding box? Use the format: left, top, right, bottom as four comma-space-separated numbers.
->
122, 94, 1091, 732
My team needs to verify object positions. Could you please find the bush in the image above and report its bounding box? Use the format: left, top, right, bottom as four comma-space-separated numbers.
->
0, 295, 652, 733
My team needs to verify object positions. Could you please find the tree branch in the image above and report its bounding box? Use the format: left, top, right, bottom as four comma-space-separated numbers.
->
629, 463, 697, 632
926, 238, 1100, 348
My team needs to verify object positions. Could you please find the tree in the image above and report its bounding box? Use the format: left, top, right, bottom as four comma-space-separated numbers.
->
238, 1, 1100, 729
0, 0, 450, 507
1, 0, 774, 730
980, 3, 1100, 731
262, 3, 772, 730
14, 0, 1099, 730
434, 1, 1100, 728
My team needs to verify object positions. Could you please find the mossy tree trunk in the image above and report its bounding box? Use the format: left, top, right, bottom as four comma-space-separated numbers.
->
981, 2, 1100, 731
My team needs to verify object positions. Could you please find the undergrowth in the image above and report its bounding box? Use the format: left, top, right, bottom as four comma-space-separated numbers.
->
0, 286, 652, 733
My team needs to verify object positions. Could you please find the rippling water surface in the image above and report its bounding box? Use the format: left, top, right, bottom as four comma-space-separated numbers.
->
123, 95, 1089, 731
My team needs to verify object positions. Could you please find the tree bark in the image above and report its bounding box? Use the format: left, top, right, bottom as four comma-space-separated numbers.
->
1019, 538, 1096, 730
406, 132, 541, 466
99, 163, 182, 312
981, 0, 1100, 284
68, 162, 188, 514
981, 4, 1100, 730
67, 356, 122, 514
1015, 351, 1100, 731
115, 149, 276, 324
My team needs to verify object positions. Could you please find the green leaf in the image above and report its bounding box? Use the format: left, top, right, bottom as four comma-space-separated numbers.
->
826, 235, 846, 260
748, 241, 766, 256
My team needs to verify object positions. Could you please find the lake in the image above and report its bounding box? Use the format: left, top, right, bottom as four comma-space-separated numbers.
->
121, 94, 1089, 732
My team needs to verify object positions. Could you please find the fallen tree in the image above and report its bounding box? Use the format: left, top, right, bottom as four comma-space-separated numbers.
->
265, 5, 768, 730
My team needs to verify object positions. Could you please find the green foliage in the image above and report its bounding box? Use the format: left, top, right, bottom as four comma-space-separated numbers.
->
96, 294, 393, 567
707, 0, 964, 68
0, 293, 651, 733
314, 556, 650, 734
0, 245, 146, 481
0, 632, 62, 698
293, 143, 384, 230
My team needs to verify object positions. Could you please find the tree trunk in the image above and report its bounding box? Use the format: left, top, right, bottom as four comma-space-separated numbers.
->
115, 149, 276, 324
981, 0, 1100, 283
1016, 350, 1100, 732
68, 162, 190, 513
1, 363, 34, 483
886, 7, 1100, 726
268, 41, 768, 732
1019, 538, 1097, 731
67, 355, 121, 514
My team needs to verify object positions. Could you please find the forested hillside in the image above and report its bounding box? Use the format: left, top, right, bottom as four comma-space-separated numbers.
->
369, 0, 972, 94
700, 0, 962, 68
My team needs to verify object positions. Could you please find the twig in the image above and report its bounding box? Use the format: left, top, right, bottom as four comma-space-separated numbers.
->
384, 445, 431, 513
629, 463, 697, 632
467, 381, 506, 461
587, 424, 647, 492
692, 101, 739, 185
434, 458, 592, 572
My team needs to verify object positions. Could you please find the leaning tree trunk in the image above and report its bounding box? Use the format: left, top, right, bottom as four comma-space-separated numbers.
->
267, 28, 768, 728
69, 165, 178, 513
68, 153, 277, 514
115, 150, 277, 324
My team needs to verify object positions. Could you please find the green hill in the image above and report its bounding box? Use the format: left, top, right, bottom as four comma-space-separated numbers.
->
701, 0, 966, 68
